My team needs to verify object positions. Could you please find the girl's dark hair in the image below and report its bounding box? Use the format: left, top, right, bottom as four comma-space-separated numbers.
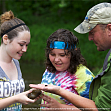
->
0, 10, 30, 43
45, 29, 87, 74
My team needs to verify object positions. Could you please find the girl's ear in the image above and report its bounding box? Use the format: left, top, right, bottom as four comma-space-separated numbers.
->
2, 34, 9, 44
75, 48, 77, 51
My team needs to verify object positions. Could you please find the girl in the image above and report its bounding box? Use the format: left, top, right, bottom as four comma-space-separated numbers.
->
39, 29, 94, 109
0, 11, 37, 111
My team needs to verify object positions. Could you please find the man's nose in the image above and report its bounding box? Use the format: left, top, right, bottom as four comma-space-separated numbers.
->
88, 35, 93, 41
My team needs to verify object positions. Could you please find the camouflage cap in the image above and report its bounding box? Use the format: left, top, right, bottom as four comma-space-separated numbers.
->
74, 2, 111, 34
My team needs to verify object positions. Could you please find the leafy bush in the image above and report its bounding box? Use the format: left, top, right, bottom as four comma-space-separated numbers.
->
0, 0, 110, 73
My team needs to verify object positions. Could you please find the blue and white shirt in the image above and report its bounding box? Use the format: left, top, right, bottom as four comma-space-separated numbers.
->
0, 59, 25, 111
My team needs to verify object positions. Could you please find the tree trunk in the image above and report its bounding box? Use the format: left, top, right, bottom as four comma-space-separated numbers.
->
1, 0, 6, 13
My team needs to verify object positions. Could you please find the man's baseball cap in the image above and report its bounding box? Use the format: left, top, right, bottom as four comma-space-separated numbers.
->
74, 2, 111, 34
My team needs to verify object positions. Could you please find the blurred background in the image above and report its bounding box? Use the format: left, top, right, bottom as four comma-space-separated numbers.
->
0, 0, 110, 110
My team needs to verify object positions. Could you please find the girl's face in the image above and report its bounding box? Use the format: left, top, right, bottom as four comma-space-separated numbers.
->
49, 49, 71, 72
5, 31, 30, 60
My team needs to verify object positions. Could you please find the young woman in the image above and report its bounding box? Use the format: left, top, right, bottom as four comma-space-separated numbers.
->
0, 11, 37, 111
32, 29, 94, 110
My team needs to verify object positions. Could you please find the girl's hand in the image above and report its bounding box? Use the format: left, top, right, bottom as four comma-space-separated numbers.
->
39, 94, 81, 111
40, 94, 61, 111
29, 84, 61, 95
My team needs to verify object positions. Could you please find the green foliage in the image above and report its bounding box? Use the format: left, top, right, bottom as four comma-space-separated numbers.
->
0, 0, 111, 73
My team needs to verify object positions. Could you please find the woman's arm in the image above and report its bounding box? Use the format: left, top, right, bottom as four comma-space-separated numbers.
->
0, 89, 38, 110
29, 84, 98, 111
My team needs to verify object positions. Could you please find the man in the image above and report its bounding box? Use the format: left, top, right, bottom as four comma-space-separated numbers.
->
30, 2, 111, 111
74, 2, 111, 110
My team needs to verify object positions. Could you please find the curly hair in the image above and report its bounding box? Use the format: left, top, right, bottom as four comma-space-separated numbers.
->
45, 29, 87, 74
0, 10, 30, 43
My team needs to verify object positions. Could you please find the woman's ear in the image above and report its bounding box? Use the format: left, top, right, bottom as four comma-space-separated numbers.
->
2, 34, 9, 44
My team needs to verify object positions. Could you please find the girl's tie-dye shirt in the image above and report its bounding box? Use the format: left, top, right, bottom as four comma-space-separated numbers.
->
41, 64, 94, 105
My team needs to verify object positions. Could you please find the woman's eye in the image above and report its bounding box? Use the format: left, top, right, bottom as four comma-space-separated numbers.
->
19, 44, 24, 46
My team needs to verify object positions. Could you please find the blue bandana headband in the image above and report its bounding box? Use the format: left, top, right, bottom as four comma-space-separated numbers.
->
50, 41, 75, 49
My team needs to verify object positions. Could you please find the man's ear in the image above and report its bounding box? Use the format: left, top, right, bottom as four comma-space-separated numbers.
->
2, 34, 9, 44
107, 24, 111, 36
